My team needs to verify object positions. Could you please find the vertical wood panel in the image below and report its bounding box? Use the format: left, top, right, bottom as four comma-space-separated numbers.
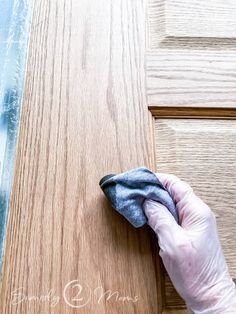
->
0, 0, 162, 313
155, 119, 236, 278
154, 118, 236, 310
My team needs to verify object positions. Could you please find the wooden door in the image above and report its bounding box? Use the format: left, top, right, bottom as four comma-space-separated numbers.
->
0, 0, 235, 313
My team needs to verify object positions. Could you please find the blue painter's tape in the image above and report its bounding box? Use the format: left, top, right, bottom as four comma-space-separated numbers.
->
0, 0, 32, 270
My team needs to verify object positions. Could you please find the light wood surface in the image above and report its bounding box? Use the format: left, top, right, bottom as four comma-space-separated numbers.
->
147, 51, 236, 107
147, 0, 236, 107
148, 0, 236, 46
1, 0, 236, 313
0, 0, 164, 313
154, 118, 236, 308
165, 0, 236, 38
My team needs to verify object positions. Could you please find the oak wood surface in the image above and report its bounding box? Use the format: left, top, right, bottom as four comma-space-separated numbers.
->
1, 0, 236, 313
147, 51, 236, 107
165, 0, 236, 38
0, 0, 163, 313
155, 118, 236, 308
148, 0, 236, 47
147, 0, 236, 107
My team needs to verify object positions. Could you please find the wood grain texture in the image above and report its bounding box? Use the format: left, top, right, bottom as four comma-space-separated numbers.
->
0, 0, 164, 313
154, 118, 236, 309
147, 0, 165, 48
155, 119, 236, 276
164, 274, 185, 310
165, 0, 236, 38
148, 0, 236, 47
163, 310, 187, 314
147, 0, 236, 107
147, 51, 236, 107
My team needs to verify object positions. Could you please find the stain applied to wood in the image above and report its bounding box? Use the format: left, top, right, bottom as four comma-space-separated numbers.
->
0, 0, 162, 313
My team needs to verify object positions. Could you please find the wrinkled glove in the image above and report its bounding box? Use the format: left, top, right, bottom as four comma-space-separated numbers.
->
144, 173, 236, 314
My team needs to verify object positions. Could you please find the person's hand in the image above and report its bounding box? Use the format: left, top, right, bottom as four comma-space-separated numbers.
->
144, 174, 236, 314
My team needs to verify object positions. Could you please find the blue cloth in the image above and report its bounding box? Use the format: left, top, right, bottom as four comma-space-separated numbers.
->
99, 167, 179, 228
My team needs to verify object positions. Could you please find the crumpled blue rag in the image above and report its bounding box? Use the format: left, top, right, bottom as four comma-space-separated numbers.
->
99, 167, 179, 228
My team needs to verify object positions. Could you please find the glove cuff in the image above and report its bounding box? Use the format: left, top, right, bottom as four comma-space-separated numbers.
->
188, 281, 236, 314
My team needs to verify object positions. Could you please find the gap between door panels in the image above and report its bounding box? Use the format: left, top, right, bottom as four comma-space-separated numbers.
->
149, 106, 236, 119
147, 106, 236, 314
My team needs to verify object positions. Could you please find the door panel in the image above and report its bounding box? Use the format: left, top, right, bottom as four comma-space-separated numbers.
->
162, 0, 236, 38
152, 115, 236, 310
148, 0, 236, 41
147, 1, 236, 311
147, 0, 236, 107
155, 118, 236, 278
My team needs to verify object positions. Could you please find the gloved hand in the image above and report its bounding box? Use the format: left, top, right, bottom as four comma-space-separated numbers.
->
144, 173, 236, 314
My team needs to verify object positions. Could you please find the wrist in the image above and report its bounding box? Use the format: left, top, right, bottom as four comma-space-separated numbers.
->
188, 277, 236, 314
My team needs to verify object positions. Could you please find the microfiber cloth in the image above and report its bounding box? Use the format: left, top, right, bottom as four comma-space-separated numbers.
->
99, 167, 179, 228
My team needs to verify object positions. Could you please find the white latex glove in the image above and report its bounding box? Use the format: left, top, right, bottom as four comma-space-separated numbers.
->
144, 173, 236, 314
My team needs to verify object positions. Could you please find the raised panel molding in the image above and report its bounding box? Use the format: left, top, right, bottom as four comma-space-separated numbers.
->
165, 0, 236, 38
152, 108, 236, 311
148, 0, 236, 47
147, 0, 236, 107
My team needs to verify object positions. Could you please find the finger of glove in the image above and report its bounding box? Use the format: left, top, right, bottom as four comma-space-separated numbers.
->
155, 173, 214, 228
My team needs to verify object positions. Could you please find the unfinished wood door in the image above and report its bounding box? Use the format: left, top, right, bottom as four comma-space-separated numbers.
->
147, 0, 236, 312
0, 0, 236, 313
